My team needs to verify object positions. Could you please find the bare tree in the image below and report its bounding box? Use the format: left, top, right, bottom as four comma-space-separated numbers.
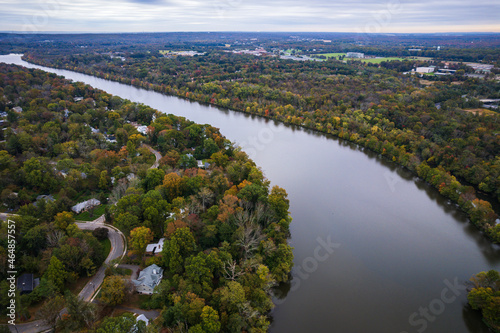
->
197, 187, 214, 212
235, 222, 265, 259
47, 229, 65, 248
221, 259, 245, 281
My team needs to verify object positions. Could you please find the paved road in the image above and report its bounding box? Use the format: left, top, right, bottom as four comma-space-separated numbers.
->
75, 221, 126, 302
10, 218, 126, 333
143, 144, 161, 169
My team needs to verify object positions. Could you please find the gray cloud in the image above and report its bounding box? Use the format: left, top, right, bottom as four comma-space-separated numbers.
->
0, 0, 498, 32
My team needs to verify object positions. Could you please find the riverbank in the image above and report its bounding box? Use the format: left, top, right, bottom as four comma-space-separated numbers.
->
21, 54, 500, 245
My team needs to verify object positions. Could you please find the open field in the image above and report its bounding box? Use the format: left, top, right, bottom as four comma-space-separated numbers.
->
357, 57, 406, 63
311, 54, 432, 63
312, 52, 346, 58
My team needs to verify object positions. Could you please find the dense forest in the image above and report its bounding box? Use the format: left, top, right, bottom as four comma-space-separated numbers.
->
21, 40, 500, 245
0, 63, 293, 332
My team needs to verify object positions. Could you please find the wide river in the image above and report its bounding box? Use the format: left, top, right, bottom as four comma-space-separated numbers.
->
2, 54, 500, 333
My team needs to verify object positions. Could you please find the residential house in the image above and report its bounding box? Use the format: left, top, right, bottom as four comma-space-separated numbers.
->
145, 238, 165, 256
34, 194, 56, 207
17, 273, 39, 295
132, 264, 163, 295
71, 198, 101, 214
136, 314, 149, 326
197, 160, 210, 169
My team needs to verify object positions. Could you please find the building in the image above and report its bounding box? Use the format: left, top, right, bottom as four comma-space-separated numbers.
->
466, 63, 494, 73
197, 160, 210, 169
346, 52, 364, 58
145, 238, 165, 256
415, 67, 435, 73
136, 314, 149, 326
12, 106, 22, 113
71, 198, 101, 214
17, 273, 39, 295
34, 194, 56, 207
136, 125, 149, 135
132, 264, 163, 295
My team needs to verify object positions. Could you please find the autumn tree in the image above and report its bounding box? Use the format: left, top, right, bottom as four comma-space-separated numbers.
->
54, 211, 75, 231
100, 275, 127, 306
129, 226, 154, 257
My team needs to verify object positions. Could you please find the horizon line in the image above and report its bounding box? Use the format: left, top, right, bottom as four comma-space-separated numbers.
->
1, 31, 500, 35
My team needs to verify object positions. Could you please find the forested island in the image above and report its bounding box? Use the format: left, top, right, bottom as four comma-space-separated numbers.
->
0, 63, 293, 332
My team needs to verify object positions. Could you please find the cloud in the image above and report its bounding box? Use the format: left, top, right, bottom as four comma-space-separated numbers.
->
0, 0, 498, 32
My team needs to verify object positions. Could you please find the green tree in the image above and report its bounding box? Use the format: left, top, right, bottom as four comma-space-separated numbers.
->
142, 168, 165, 192
35, 295, 65, 329
268, 186, 290, 221
96, 312, 146, 333
63, 291, 98, 331
99, 170, 110, 190
113, 212, 140, 236
163, 227, 196, 273
44, 256, 67, 291
200, 305, 221, 333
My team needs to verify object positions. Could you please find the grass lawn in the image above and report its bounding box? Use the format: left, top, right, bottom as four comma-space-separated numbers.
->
359, 57, 405, 63
312, 52, 346, 59
101, 237, 111, 259
122, 293, 151, 309
75, 204, 108, 221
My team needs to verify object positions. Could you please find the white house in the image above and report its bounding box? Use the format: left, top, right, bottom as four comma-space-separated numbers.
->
71, 198, 101, 214
346, 52, 364, 58
136, 314, 149, 326
136, 125, 148, 135
415, 67, 435, 73
132, 264, 163, 295
145, 238, 165, 256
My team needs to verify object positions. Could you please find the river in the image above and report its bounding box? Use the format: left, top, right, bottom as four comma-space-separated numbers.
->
2, 54, 499, 333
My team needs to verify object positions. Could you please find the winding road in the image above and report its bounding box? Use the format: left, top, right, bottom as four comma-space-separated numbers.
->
10, 219, 126, 333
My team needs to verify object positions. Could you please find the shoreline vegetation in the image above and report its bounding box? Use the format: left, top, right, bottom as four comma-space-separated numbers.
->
0, 63, 293, 332
21, 52, 500, 245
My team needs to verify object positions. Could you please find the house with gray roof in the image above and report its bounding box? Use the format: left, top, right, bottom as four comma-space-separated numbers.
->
132, 264, 163, 295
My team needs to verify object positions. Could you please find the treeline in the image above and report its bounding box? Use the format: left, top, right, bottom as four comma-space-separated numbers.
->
23, 49, 500, 243
0, 63, 293, 332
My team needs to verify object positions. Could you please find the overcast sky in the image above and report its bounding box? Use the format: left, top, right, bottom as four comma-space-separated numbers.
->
1, 0, 499, 33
